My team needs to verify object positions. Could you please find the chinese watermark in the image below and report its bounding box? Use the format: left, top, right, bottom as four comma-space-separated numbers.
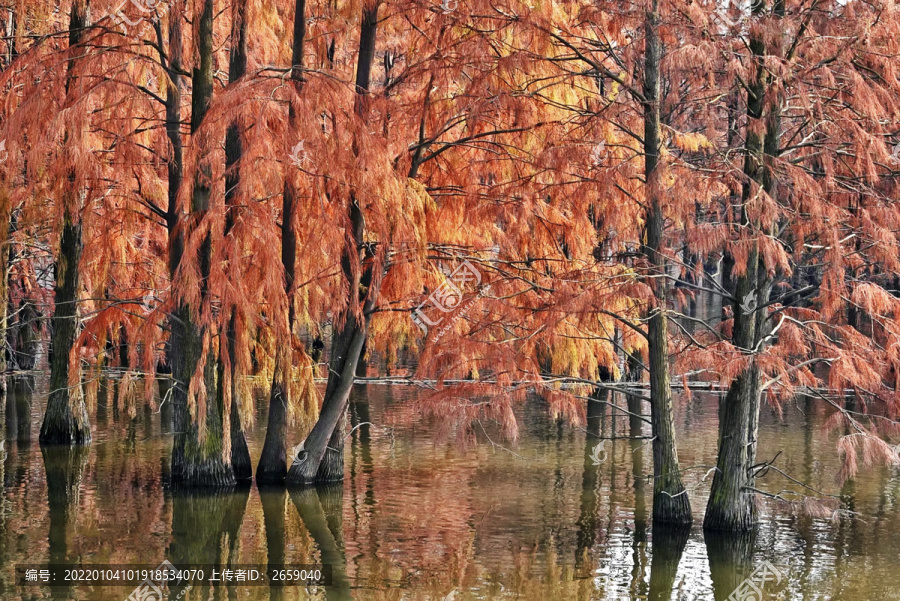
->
412, 260, 489, 342
739, 290, 757, 314
125, 560, 190, 601
141, 292, 156, 314
715, 0, 754, 30
889, 141, 900, 166
439, 0, 458, 14
727, 561, 782, 600
589, 440, 607, 466
105, 0, 169, 37
0, 139, 7, 163
289, 140, 309, 168
590, 141, 606, 167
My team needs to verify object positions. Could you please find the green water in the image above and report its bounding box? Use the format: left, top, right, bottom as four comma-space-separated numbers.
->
1, 376, 899, 600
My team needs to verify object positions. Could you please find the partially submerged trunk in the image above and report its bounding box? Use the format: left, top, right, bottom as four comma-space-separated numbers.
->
171, 306, 234, 486
575, 388, 605, 572
285, 2, 380, 487
229, 393, 251, 481
257, 372, 289, 483
257, 0, 306, 485
315, 407, 347, 482
39, 0, 92, 447
40, 207, 90, 445
286, 311, 369, 484
704, 0, 783, 532
0, 199, 8, 393
219, 347, 251, 482
170, 0, 235, 487
641, 0, 690, 525
8, 377, 32, 448
223, 0, 252, 482
0, 6, 16, 391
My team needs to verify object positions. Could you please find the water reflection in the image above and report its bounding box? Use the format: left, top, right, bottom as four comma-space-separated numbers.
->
167, 487, 250, 600
0, 377, 898, 599
41, 445, 89, 599
575, 389, 604, 574
289, 485, 353, 601
259, 486, 285, 601
705, 529, 755, 601
628, 393, 649, 600
648, 524, 689, 601
4, 377, 33, 450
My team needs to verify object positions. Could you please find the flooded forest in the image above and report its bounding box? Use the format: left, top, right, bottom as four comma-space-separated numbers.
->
2, 0, 900, 599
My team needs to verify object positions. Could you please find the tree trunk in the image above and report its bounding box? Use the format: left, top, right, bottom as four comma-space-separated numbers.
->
257, 0, 307, 484
3, 8, 17, 68
229, 394, 251, 481
355, 341, 367, 377
40, 211, 90, 445
315, 407, 346, 482
641, 0, 690, 525
285, 2, 380, 487
219, 349, 251, 481
170, 0, 235, 487
164, 0, 184, 276
170, 306, 234, 486
575, 389, 604, 572
286, 315, 368, 484
39, 0, 92, 447
5, 243, 41, 374
257, 375, 289, 484
222, 0, 252, 483
348, 2, 381, 372
12, 377, 32, 447
3, 384, 15, 448
704, 0, 782, 532
0, 2, 16, 391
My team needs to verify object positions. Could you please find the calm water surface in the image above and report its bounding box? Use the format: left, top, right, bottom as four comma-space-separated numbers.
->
1, 375, 899, 600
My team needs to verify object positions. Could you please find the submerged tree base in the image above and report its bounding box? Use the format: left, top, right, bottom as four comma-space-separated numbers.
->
39, 393, 91, 446
315, 416, 345, 483
285, 409, 347, 486
172, 453, 238, 488
652, 489, 693, 526
256, 382, 288, 485
704, 370, 761, 532
172, 429, 237, 488
703, 492, 759, 532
